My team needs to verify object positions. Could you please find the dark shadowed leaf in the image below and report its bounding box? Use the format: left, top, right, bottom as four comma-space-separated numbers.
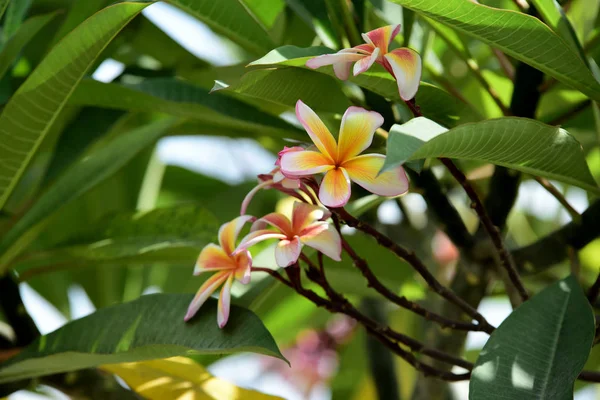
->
470, 275, 594, 399
0, 294, 284, 383
384, 117, 599, 193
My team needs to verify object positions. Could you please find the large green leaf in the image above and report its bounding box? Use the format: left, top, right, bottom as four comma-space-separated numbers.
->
167, 0, 274, 55
0, 12, 58, 80
0, 294, 284, 383
68, 79, 302, 139
0, 118, 178, 271
387, 0, 600, 102
248, 45, 481, 126
384, 117, 599, 193
470, 275, 594, 399
0, 2, 150, 211
1, 0, 31, 42
0, 0, 9, 21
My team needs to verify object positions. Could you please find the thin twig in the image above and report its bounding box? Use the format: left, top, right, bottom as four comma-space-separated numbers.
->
440, 158, 529, 302
534, 176, 581, 221
332, 208, 495, 331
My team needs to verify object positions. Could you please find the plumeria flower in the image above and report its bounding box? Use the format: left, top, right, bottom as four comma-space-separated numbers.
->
279, 100, 409, 208
235, 202, 341, 268
240, 164, 302, 215
306, 24, 422, 101
184, 216, 253, 328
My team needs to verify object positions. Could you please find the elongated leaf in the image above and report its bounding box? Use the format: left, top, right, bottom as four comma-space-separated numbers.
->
0, 12, 58, 80
1, 0, 30, 42
470, 275, 594, 399
0, 294, 284, 383
69, 79, 302, 139
168, 0, 273, 55
0, 118, 178, 272
0, 0, 8, 21
216, 67, 351, 113
101, 357, 282, 399
388, 0, 600, 102
0, 2, 150, 211
241, 0, 285, 30
384, 117, 599, 193
248, 45, 481, 126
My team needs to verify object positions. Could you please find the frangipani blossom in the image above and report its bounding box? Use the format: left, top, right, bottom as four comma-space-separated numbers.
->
280, 100, 409, 208
184, 216, 253, 328
306, 24, 422, 101
235, 202, 341, 267
240, 163, 301, 215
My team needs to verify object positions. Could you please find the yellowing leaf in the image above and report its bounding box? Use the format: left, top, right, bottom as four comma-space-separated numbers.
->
100, 357, 282, 400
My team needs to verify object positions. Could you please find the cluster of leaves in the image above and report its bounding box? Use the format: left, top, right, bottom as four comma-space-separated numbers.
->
0, 0, 599, 399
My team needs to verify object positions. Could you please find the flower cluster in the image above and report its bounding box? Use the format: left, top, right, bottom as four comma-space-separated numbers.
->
185, 25, 419, 328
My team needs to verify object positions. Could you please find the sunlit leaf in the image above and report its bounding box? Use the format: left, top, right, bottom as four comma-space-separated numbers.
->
384, 117, 599, 193
0, 295, 284, 383
101, 356, 282, 399
0, 2, 150, 211
470, 275, 594, 399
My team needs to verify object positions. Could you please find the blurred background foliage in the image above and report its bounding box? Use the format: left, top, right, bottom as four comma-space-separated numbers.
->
0, 0, 599, 399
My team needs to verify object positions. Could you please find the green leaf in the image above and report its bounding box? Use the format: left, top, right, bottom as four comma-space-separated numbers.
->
0, 294, 284, 383
470, 275, 594, 399
384, 117, 599, 193
0, 0, 8, 21
69, 79, 302, 139
168, 0, 274, 55
0, 2, 150, 211
241, 0, 285, 30
0, 12, 58, 80
248, 45, 481, 126
215, 67, 351, 113
388, 0, 600, 102
0, 118, 178, 272
1, 0, 31, 43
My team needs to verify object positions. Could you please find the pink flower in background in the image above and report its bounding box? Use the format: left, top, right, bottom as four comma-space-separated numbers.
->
184, 216, 253, 328
279, 100, 409, 207
306, 24, 422, 100
235, 202, 341, 267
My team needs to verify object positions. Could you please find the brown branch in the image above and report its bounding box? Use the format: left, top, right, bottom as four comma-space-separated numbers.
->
534, 176, 581, 221
440, 158, 529, 302
332, 208, 494, 332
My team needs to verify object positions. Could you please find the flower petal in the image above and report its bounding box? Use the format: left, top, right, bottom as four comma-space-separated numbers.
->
275, 237, 302, 267
295, 100, 338, 160
184, 271, 229, 322
353, 47, 380, 76
291, 202, 331, 233
383, 47, 422, 101
234, 250, 252, 284
301, 225, 342, 261
306, 51, 367, 80
319, 168, 351, 208
236, 229, 288, 253
256, 212, 293, 234
280, 150, 334, 177
217, 275, 234, 328
343, 154, 409, 197
337, 107, 384, 161
218, 215, 253, 255
363, 24, 401, 54
194, 244, 238, 275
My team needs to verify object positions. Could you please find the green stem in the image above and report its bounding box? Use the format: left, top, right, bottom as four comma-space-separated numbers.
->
338, 0, 361, 47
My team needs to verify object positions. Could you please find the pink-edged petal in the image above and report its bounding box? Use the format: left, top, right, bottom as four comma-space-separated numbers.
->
240, 180, 272, 215
275, 237, 302, 267
280, 150, 334, 177
218, 215, 253, 255
184, 271, 229, 322
301, 225, 342, 261
276, 146, 304, 167
383, 48, 422, 101
291, 202, 330, 233
235, 229, 288, 253
306, 51, 367, 80
295, 100, 338, 160
353, 47, 380, 76
337, 107, 384, 161
257, 212, 293, 234
194, 244, 238, 275
343, 154, 409, 197
363, 24, 401, 54
319, 168, 351, 208
217, 275, 234, 328
234, 250, 252, 284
